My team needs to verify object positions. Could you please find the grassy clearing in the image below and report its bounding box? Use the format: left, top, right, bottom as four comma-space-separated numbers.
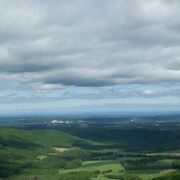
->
59, 160, 124, 172
59, 159, 175, 180
59, 160, 124, 180
58, 157, 178, 180
36, 155, 47, 160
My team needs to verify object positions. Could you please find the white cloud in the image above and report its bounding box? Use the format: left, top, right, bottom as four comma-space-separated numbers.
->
142, 89, 159, 96
38, 83, 64, 91
0, 0, 180, 88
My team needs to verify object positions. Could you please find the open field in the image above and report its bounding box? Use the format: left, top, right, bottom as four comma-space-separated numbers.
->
58, 158, 179, 180
59, 160, 124, 179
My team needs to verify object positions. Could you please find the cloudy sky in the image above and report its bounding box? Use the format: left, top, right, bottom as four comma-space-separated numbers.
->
0, 0, 180, 114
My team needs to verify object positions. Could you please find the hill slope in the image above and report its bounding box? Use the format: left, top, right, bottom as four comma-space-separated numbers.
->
0, 128, 97, 178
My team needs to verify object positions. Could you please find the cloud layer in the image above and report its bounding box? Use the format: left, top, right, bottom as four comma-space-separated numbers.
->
1, 0, 180, 114
1, 0, 180, 89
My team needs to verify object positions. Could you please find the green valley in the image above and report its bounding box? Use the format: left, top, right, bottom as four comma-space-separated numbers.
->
0, 124, 180, 180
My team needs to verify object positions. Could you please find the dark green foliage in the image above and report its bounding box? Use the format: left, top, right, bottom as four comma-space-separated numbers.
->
89, 151, 116, 160
43, 149, 88, 169
172, 161, 180, 169
152, 171, 180, 180
0, 136, 42, 150
102, 169, 112, 174
0, 160, 22, 177
58, 171, 100, 180
121, 158, 174, 171
105, 173, 142, 180
62, 127, 180, 152
0, 129, 89, 149
0, 129, 92, 178
0, 127, 180, 179
0, 151, 28, 177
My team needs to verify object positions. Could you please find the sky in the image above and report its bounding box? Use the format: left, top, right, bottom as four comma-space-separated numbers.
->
0, 0, 180, 114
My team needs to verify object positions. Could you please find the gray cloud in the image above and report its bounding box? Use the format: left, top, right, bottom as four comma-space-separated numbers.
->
0, 0, 180, 87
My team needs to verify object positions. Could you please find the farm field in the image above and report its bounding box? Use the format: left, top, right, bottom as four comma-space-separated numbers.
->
59, 160, 124, 180
58, 158, 178, 180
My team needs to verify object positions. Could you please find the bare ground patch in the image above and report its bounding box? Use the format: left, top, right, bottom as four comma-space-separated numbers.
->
53, 147, 69, 152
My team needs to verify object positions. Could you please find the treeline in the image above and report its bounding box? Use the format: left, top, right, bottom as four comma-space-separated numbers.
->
172, 161, 180, 169
62, 127, 180, 152
105, 173, 142, 180
88, 152, 144, 161
121, 158, 177, 171
59, 171, 100, 180
152, 171, 180, 180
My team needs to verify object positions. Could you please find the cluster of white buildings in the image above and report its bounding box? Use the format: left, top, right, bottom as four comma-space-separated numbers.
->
51, 120, 73, 125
